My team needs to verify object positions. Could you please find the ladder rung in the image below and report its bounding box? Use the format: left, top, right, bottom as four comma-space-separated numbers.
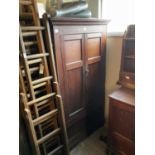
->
35, 90, 46, 96
28, 58, 42, 65
26, 47, 37, 53
24, 41, 38, 46
21, 26, 45, 31
22, 31, 37, 37
37, 128, 61, 144
41, 116, 53, 126
27, 89, 46, 98
47, 145, 63, 155
42, 120, 54, 130
42, 125, 53, 133
19, 1, 32, 5
38, 103, 51, 112
33, 109, 58, 126
20, 13, 33, 18
28, 93, 55, 106
37, 99, 49, 107
32, 76, 53, 85
30, 66, 39, 72
33, 82, 47, 89
27, 53, 49, 59
22, 67, 39, 76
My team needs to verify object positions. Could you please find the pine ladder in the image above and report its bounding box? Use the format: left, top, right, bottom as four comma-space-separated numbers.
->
19, 0, 69, 155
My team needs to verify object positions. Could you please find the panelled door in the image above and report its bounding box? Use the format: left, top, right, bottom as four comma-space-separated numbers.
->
85, 31, 106, 133
60, 33, 87, 144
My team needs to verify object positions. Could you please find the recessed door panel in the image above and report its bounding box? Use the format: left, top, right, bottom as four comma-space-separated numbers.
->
87, 38, 100, 58
87, 33, 102, 65
67, 68, 84, 117
65, 40, 82, 64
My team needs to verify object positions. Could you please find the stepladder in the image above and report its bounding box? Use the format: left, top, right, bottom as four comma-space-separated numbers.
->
19, 0, 70, 155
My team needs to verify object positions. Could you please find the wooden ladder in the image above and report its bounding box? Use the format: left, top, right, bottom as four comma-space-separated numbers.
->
19, 0, 69, 155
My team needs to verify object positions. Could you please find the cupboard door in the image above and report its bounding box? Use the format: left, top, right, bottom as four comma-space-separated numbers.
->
61, 34, 86, 126
85, 32, 106, 133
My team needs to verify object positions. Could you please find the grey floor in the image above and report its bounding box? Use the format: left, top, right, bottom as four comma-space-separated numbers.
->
70, 128, 107, 155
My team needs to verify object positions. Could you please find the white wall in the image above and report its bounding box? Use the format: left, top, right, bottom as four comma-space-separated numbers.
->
105, 36, 123, 122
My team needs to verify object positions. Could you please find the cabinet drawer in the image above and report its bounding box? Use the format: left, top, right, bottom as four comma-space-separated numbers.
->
109, 98, 135, 141
109, 132, 135, 155
53, 25, 106, 35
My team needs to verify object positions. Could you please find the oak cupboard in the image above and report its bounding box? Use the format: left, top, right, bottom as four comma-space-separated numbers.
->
49, 18, 109, 148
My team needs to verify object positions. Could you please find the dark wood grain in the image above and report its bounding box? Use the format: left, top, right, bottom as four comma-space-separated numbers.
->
49, 17, 109, 148
118, 25, 135, 90
85, 31, 106, 134
108, 87, 135, 155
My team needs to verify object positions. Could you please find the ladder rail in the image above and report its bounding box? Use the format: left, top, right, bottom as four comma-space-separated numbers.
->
43, 13, 70, 155
20, 93, 41, 155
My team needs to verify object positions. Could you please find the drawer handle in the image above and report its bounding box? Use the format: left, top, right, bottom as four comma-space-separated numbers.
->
69, 108, 84, 117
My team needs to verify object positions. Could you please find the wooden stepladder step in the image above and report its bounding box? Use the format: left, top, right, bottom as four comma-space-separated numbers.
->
24, 41, 38, 46
22, 31, 37, 37
21, 26, 45, 31
32, 109, 58, 126
19, 0, 32, 5
20, 13, 33, 19
27, 93, 55, 106
32, 76, 53, 85
26, 53, 49, 59
19, 0, 70, 155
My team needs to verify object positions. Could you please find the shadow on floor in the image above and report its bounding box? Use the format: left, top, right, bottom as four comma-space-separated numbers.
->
70, 127, 107, 155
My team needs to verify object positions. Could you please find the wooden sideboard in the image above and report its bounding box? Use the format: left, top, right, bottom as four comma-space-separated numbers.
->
108, 87, 135, 155
49, 18, 109, 148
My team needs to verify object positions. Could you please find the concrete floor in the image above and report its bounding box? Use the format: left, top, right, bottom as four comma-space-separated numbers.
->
70, 128, 107, 155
